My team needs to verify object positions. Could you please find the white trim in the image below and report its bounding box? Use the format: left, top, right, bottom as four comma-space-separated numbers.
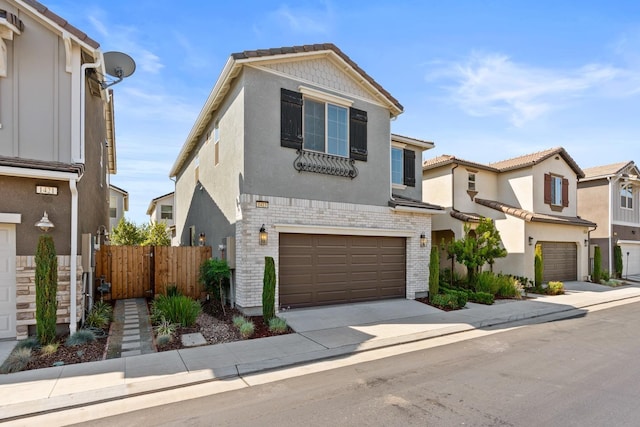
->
391, 141, 406, 149
618, 240, 640, 246
298, 85, 353, 107
0, 165, 79, 180
612, 220, 640, 227
0, 213, 21, 223
69, 179, 78, 335
274, 224, 415, 237
390, 206, 445, 215
391, 134, 434, 150
392, 183, 407, 190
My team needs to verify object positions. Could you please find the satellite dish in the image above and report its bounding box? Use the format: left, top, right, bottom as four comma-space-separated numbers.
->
101, 51, 136, 88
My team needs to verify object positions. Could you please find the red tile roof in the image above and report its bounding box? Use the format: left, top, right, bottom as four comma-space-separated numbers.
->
22, 0, 99, 49
582, 161, 634, 179
422, 155, 499, 172
488, 147, 585, 177
475, 198, 596, 227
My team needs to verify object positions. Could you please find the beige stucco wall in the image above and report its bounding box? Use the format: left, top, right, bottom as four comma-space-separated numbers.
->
532, 158, 578, 216
578, 180, 609, 239
422, 167, 452, 207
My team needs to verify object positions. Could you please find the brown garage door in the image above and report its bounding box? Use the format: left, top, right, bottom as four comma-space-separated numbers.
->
540, 241, 577, 282
279, 234, 406, 308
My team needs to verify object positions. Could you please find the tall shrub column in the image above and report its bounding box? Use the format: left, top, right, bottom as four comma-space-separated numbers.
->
592, 246, 602, 283
429, 246, 439, 301
614, 245, 623, 279
262, 257, 276, 323
534, 244, 543, 288
35, 235, 58, 345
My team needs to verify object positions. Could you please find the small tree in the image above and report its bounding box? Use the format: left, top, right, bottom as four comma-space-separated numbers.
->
35, 235, 58, 345
143, 221, 171, 246
534, 244, 543, 288
199, 258, 230, 315
110, 217, 145, 245
428, 246, 439, 301
592, 246, 602, 283
614, 245, 623, 279
262, 257, 276, 323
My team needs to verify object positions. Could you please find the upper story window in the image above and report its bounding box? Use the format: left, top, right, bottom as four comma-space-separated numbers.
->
468, 173, 476, 191
109, 196, 117, 218
390, 145, 416, 188
391, 147, 403, 185
621, 183, 633, 209
544, 173, 568, 210
303, 99, 348, 157
160, 204, 173, 220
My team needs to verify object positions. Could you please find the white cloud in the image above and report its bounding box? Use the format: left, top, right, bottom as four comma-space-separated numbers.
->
268, 3, 333, 35
428, 52, 620, 126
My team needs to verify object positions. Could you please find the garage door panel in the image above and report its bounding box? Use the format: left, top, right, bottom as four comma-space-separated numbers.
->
619, 244, 640, 276
541, 241, 577, 282
279, 233, 406, 308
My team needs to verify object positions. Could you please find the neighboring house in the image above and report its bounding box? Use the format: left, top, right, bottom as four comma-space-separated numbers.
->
578, 161, 640, 277
109, 184, 129, 231
146, 191, 176, 243
169, 44, 443, 315
423, 147, 597, 283
0, 0, 119, 339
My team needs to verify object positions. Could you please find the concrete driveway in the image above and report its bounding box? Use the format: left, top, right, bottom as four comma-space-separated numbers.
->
279, 299, 442, 333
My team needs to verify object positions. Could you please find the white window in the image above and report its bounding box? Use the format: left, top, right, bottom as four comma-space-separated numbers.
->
551, 175, 563, 206
304, 99, 348, 157
109, 196, 117, 218
160, 205, 173, 220
391, 147, 403, 185
468, 173, 476, 191
621, 183, 633, 209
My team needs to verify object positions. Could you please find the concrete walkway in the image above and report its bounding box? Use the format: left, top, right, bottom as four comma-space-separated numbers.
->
105, 298, 155, 359
1, 281, 640, 422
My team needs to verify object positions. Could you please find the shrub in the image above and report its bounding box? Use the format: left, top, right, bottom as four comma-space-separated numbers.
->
239, 320, 255, 339
154, 317, 177, 336
156, 334, 172, 346
199, 258, 230, 315
41, 342, 60, 355
151, 294, 201, 327
430, 293, 461, 310
232, 315, 247, 328
263, 257, 276, 323
593, 246, 602, 283
614, 245, 623, 279
166, 284, 181, 297
547, 281, 565, 295
534, 244, 543, 288
496, 275, 521, 299
35, 234, 58, 345
268, 317, 288, 334
85, 301, 113, 329
66, 329, 96, 346
15, 337, 40, 350
0, 347, 32, 374
469, 291, 494, 305
475, 271, 499, 295
444, 289, 468, 308
428, 246, 440, 301
602, 270, 610, 282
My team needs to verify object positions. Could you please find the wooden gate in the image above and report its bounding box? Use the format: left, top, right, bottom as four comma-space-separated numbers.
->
95, 246, 212, 299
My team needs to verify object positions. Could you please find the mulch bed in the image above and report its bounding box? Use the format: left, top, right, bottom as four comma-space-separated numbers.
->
23, 334, 109, 371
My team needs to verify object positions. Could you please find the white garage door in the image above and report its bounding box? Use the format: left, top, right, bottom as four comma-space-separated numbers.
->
0, 224, 16, 339
619, 242, 640, 277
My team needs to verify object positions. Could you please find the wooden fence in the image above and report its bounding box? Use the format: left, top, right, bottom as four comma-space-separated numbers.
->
95, 246, 212, 299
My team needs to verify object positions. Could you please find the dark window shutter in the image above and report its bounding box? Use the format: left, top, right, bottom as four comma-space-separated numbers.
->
403, 149, 416, 187
562, 178, 569, 207
349, 108, 367, 161
281, 88, 303, 149
544, 173, 552, 204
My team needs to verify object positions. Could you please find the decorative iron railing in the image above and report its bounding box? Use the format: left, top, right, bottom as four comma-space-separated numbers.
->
293, 149, 358, 179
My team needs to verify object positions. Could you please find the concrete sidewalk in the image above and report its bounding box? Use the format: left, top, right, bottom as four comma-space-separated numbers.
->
1, 281, 640, 421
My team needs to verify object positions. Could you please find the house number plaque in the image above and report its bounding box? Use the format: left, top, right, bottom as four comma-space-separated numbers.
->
36, 185, 58, 195
256, 201, 269, 208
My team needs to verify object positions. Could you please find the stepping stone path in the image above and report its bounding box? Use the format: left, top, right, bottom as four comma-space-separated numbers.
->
106, 298, 155, 358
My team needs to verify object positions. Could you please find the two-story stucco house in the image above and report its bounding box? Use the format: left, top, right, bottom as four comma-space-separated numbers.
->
423, 147, 596, 283
578, 161, 640, 278
0, 0, 119, 339
170, 44, 443, 315
109, 184, 129, 231
146, 191, 176, 243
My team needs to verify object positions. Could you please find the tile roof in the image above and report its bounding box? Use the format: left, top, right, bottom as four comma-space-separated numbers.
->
389, 194, 444, 212
488, 147, 585, 178
0, 155, 84, 174
475, 198, 597, 227
232, 43, 403, 112
21, 0, 99, 49
450, 210, 483, 223
582, 161, 634, 179
422, 155, 499, 172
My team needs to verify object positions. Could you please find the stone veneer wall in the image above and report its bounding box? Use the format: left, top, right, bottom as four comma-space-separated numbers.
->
234, 194, 432, 314
15, 255, 83, 340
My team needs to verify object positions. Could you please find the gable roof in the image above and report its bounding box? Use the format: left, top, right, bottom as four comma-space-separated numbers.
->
422, 155, 499, 172
581, 161, 636, 180
169, 43, 403, 177
389, 193, 445, 214
391, 134, 434, 151
18, 0, 100, 50
489, 147, 585, 178
475, 198, 596, 228
450, 210, 483, 223
146, 191, 174, 215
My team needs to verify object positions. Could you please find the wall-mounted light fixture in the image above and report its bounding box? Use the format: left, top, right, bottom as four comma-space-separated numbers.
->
420, 233, 427, 248
528, 236, 534, 246
198, 232, 206, 246
584, 239, 588, 247
94, 225, 109, 250
35, 211, 55, 232
259, 224, 268, 246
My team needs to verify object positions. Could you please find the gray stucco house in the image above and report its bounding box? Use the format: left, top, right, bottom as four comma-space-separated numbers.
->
169, 44, 443, 314
0, 0, 119, 339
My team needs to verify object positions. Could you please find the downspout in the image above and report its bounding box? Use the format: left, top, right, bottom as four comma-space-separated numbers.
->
78, 56, 103, 163
69, 178, 78, 334
607, 175, 613, 274
170, 176, 177, 245
451, 163, 459, 212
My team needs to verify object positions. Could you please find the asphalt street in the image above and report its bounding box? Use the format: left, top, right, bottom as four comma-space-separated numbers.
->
81, 301, 640, 427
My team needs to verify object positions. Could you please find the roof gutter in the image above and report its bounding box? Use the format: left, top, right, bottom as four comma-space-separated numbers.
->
390, 206, 446, 215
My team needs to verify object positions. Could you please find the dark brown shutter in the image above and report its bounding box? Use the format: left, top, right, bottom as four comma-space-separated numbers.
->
562, 178, 569, 207
544, 173, 552, 204
403, 149, 416, 187
281, 88, 303, 149
349, 108, 367, 161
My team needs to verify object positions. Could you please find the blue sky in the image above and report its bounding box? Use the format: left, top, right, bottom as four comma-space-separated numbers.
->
49, 0, 640, 224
